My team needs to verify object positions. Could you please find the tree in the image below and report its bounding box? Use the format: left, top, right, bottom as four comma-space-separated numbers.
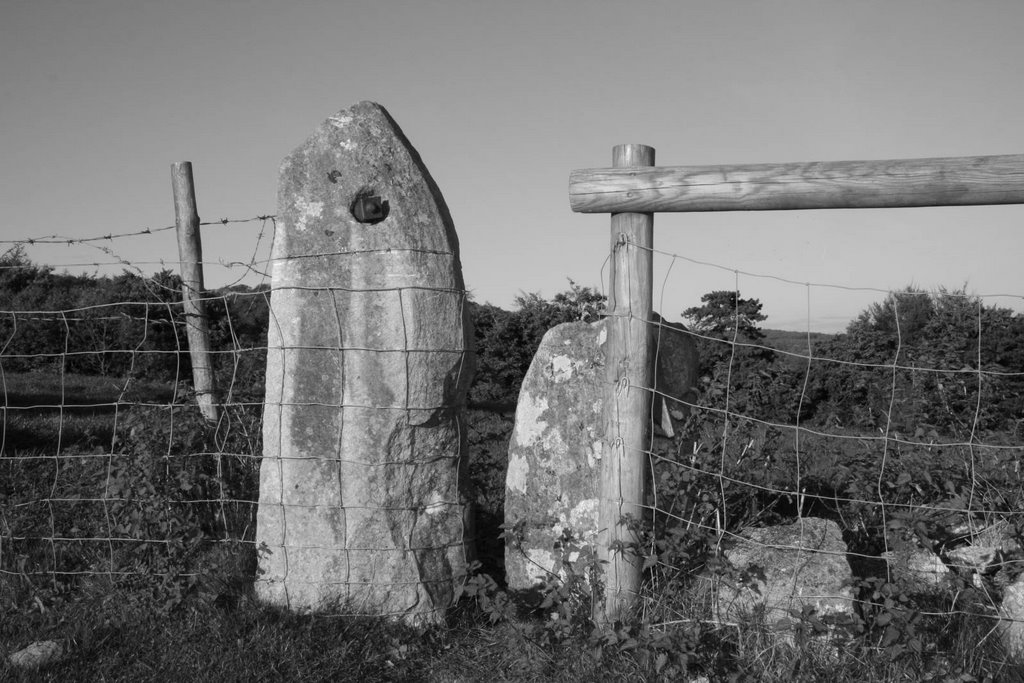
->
468, 280, 606, 407
0, 253, 88, 373
678, 291, 798, 424
682, 290, 768, 341
846, 286, 934, 348
681, 290, 776, 377
0, 245, 52, 294
550, 280, 606, 324
806, 286, 1024, 435
206, 285, 271, 402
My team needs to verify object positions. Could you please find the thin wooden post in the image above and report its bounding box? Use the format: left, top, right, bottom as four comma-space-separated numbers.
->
171, 161, 219, 422
598, 144, 655, 622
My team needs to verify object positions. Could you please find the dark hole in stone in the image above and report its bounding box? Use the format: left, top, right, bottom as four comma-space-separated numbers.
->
350, 192, 390, 225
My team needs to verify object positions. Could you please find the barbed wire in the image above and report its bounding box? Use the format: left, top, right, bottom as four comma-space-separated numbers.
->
0, 216, 275, 248
4, 211, 1024, 641
0, 215, 477, 625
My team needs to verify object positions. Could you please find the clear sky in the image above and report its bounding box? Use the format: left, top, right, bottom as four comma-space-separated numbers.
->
3, 0, 1023, 332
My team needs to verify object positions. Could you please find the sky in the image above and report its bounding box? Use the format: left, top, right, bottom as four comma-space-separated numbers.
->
2, 0, 1023, 333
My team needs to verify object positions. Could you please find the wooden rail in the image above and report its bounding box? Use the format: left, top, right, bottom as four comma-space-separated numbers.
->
570, 153, 1024, 214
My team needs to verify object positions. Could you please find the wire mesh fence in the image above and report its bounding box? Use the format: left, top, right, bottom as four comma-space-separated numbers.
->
615, 235, 1024, 662
4, 201, 1024, 669
0, 220, 273, 607
0, 214, 486, 621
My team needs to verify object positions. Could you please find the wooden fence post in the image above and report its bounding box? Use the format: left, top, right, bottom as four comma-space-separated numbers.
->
598, 144, 655, 622
171, 161, 219, 422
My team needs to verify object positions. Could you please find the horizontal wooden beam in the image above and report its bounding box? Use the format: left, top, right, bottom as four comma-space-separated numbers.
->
569, 153, 1024, 213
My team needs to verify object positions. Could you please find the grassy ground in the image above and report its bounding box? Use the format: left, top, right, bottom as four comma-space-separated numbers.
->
1, 371, 176, 454
0, 593, 648, 683
2, 571, 1020, 682
3, 372, 1023, 681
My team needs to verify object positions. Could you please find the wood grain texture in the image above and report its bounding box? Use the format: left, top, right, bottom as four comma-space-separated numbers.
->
598, 144, 654, 623
172, 161, 219, 423
570, 153, 1024, 213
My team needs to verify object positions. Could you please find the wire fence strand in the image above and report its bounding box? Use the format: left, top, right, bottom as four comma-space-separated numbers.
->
601, 234, 1024, 640
0, 215, 481, 624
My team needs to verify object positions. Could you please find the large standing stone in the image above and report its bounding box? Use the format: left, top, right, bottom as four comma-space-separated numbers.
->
256, 102, 474, 624
504, 317, 698, 591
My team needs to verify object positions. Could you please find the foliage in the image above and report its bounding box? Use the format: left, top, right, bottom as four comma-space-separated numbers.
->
459, 282, 1022, 678
0, 253, 269, 390
461, 526, 707, 680
806, 287, 1024, 436
682, 290, 775, 370
0, 394, 259, 616
681, 290, 801, 425
99, 405, 257, 608
3, 256, 1024, 678
465, 281, 607, 576
0, 245, 53, 294
683, 289, 769, 340
468, 279, 605, 407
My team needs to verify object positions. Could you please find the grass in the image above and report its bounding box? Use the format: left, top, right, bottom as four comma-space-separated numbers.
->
3, 372, 1023, 681
3, 570, 1020, 682
1, 371, 177, 454
0, 591, 669, 683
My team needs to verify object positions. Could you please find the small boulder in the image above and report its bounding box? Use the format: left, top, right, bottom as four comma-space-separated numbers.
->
9, 640, 64, 669
716, 517, 855, 627
1000, 574, 1024, 662
883, 546, 951, 589
944, 520, 1021, 588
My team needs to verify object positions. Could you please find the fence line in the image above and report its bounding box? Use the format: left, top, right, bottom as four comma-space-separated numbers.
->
573, 145, 1024, 634
589, 232, 1024, 636
0, 214, 277, 288
3, 207, 1024, 636
0, 211, 481, 621
3, 148, 1024, 661
0, 216, 274, 247
0, 194, 275, 609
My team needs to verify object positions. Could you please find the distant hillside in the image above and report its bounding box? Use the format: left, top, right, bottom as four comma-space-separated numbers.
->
761, 328, 836, 357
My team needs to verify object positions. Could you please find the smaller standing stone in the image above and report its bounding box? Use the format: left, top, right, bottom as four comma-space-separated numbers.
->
650, 313, 699, 438
504, 317, 699, 591
504, 321, 605, 590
